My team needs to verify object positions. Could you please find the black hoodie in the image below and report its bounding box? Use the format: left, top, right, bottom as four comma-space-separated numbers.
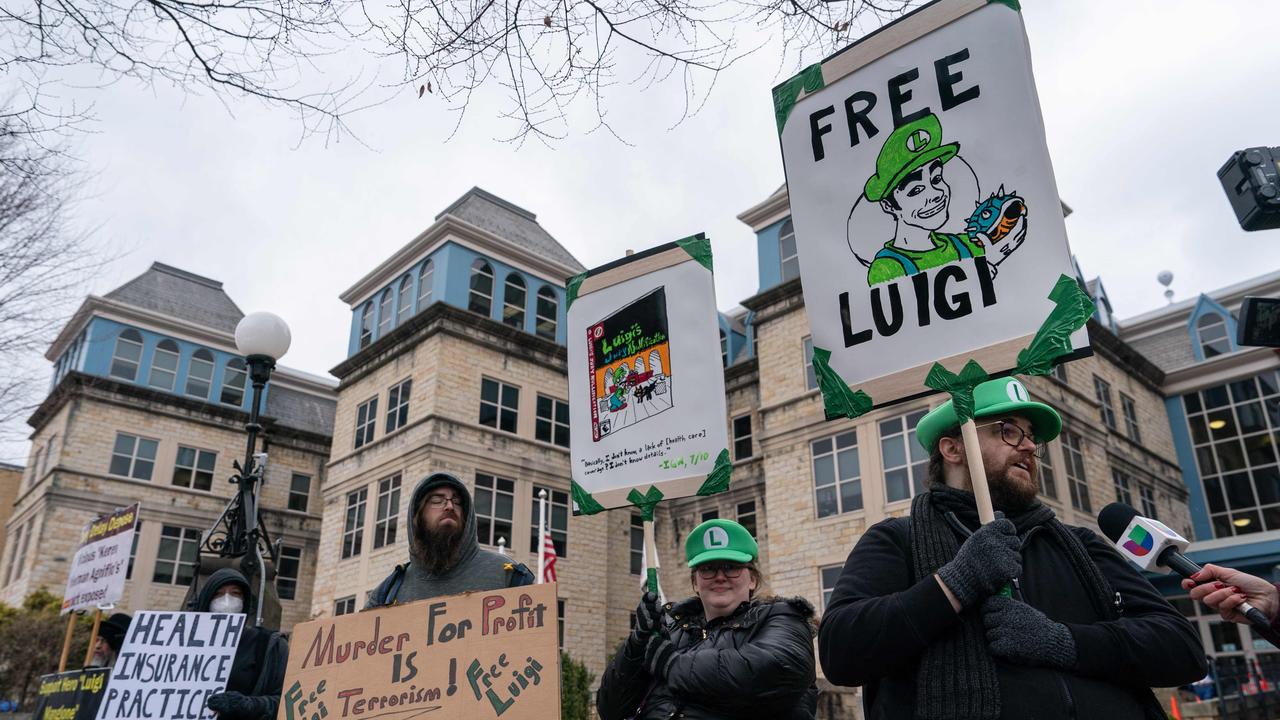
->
197, 568, 289, 718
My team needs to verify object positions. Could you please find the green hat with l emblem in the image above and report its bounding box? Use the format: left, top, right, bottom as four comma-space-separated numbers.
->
864, 113, 960, 203
685, 519, 758, 567
915, 377, 1063, 452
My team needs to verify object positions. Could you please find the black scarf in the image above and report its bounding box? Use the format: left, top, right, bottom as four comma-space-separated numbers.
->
910, 486, 1116, 720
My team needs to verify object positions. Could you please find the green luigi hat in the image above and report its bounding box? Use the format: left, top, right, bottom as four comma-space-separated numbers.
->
915, 377, 1062, 452
686, 519, 758, 567
864, 113, 960, 203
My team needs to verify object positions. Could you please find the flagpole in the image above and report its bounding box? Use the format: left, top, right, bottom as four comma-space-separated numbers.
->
537, 488, 548, 584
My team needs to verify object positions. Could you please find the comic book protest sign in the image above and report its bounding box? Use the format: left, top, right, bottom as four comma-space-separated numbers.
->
566, 237, 732, 513
33, 669, 110, 720
275, 583, 559, 720
62, 504, 139, 613
773, 0, 1088, 409
96, 611, 243, 720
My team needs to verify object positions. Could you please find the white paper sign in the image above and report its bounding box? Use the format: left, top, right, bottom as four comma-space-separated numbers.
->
62, 504, 139, 614
567, 242, 730, 510
96, 611, 243, 720
776, 0, 1086, 405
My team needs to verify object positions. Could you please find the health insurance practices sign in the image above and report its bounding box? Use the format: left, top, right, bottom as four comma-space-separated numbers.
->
775, 0, 1086, 406
62, 504, 139, 613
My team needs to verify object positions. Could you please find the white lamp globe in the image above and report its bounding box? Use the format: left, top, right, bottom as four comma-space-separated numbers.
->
235, 312, 292, 360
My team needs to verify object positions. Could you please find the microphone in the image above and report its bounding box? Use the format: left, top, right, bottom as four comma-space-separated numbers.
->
1098, 502, 1276, 637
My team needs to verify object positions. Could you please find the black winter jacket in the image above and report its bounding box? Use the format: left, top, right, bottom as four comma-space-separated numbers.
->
597, 596, 819, 720
818, 516, 1208, 720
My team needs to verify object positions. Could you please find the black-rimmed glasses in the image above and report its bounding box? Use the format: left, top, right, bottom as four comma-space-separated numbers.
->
694, 563, 746, 579
974, 420, 1046, 458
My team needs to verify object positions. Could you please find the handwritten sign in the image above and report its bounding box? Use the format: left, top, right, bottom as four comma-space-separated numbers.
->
277, 584, 559, 720
62, 503, 139, 613
33, 669, 110, 720
96, 611, 243, 720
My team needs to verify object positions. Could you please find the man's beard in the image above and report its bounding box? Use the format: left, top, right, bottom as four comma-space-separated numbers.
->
986, 458, 1039, 512
419, 520, 464, 575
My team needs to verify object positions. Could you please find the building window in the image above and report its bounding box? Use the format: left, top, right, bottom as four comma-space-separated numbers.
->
701, 509, 720, 522
535, 287, 558, 340
109, 433, 158, 481
153, 526, 200, 585
475, 473, 514, 547
803, 337, 817, 390
149, 339, 180, 391
342, 487, 367, 559
882, 410, 929, 503
630, 514, 644, 575
1062, 429, 1091, 513
109, 329, 144, 381
720, 330, 728, 368
1139, 484, 1158, 520
1182, 371, 1280, 538
779, 220, 800, 282
334, 596, 356, 616
1120, 393, 1141, 443
813, 430, 861, 518
732, 414, 753, 460
535, 395, 569, 447
396, 275, 413, 326
469, 259, 494, 317
359, 302, 374, 349
479, 378, 519, 434
126, 521, 142, 580
737, 500, 757, 537
821, 564, 842, 611
276, 546, 302, 601
417, 260, 434, 309
503, 274, 526, 329
1093, 376, 1116, 430
377, 289, 394, 338
186, 349, 215, 399
529, 486, 569, 558
1039, 441, 1058, 500
220, 358, 247, 406
4, 523, 24, 584
288, 473, 311, 512
173, 446, 216, 491
385, 378, 412, 433
354, 396, 378, 449
1051, 363, 1068, 384
1197, 313, 1232, 359
374, 475, 402, 549
557, 599, 566, 651
1112, 469, 1134, 506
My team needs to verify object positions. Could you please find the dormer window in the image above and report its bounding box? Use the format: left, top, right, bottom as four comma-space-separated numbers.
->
396, 275, 413, 326
469, 260, 494, 317
149, 339, 180, 391
110, 329, 144, 381
1197, 313, 1231, 358
417, 260, 434, 309
359, 302, 374, 348
720, 330, 728, 367
377, 288, 394, 338
536, 287, 558, 340
186, 349, 215, 399
779, 220, 800, 282
503, 274, 526, 329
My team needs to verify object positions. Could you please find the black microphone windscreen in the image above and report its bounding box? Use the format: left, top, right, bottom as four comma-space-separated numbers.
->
1098, 502, 1139, 543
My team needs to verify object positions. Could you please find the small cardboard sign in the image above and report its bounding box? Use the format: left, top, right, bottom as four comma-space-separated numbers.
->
96, 611, 243, 720
62, 504, 139, 613
33, 669, 110, 720
277, 584, 559, 720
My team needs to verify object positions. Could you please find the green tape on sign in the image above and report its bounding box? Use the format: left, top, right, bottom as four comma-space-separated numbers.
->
773, 64, 825, 135
696, 449, 733, 496
564, 271, 588, 311
675, 234, 714, 273
988, 0, 1021, 11
627, 485, 665, 521
924, 359, 989, 423
812, 346, 874, 419
571, 479, 605, 515
1013, 274, 1095, 376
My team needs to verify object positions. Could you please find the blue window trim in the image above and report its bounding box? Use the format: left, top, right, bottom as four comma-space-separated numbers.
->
1187, 294, 1238, 362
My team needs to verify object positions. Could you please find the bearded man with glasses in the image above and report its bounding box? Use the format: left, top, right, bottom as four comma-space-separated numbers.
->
818, 376, 1205, 720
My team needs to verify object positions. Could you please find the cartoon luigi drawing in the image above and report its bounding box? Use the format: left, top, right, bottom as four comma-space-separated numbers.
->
854, 112, 1028, 286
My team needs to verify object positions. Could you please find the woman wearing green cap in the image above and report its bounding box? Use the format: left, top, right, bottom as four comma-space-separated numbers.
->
596, 518, 818, 720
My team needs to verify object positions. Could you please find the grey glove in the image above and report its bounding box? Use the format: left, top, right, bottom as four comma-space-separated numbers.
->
634, 592, 662, 635
936, 516, 1021, 608
982, 595, 1076, 670
207, 691, 273, 720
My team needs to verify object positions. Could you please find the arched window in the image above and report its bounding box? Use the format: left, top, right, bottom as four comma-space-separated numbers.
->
1198, 313, 1231, 358
535, 287, 558, 340
779, 220, 800, 282
417, 260, 434, 309
720, 330, 728, 367
502, 274, 526, 329
396, 276, 413, 326
110, 329, 144, 381
469, 260, 494, 317
186, 349, 215, 399
149, 339, 180, 391
220, 358, 247, 406
358, 302, 374, 349
377, 289, 394, 338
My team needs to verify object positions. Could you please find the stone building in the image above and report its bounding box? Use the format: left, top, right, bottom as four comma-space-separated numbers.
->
0, 462, 20, 586
0, 263, 335, 630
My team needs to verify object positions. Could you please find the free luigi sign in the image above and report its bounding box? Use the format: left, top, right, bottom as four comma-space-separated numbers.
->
774, 0, 1087, 407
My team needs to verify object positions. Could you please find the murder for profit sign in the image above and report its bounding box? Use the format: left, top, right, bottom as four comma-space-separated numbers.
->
95, 611, 243, 720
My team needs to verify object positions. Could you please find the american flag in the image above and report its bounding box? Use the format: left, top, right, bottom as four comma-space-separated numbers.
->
540, 529, 558, 583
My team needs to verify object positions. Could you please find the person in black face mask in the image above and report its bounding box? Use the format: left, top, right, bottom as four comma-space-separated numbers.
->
196, 568, 289, 720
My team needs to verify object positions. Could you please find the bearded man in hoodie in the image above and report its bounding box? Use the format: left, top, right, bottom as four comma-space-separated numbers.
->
368, 472, 534, 607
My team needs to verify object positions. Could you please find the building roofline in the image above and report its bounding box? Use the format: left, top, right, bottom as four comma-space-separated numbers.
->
0, 461, 21, 471
147, 262, 227, 291
736, 185, 790, 231
1120, 268, 1280, 335
435, 187, 537, 222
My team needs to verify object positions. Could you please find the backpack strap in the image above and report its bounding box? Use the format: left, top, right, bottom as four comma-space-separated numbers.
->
507, 562, 535, 587
371, 563, 408, 607
873, 246, 919, 275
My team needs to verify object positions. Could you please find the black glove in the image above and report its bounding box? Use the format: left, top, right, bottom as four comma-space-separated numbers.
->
644, 633, 677, 679
935, 515, 1021, 608
633, 592, 662, 637
207, 691, 272, 720
982, 595, 1076, 670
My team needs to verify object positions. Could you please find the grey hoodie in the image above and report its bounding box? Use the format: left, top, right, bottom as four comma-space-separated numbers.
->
366, 472, 532, 608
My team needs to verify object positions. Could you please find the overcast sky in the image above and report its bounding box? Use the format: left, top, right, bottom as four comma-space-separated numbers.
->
4, 1, 1279, 463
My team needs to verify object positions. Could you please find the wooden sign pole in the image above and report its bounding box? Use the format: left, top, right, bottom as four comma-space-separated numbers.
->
82, 609, 103, 667
58, 613, 76, 672
960, 419, 995, 524
643, 520, 660, 594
